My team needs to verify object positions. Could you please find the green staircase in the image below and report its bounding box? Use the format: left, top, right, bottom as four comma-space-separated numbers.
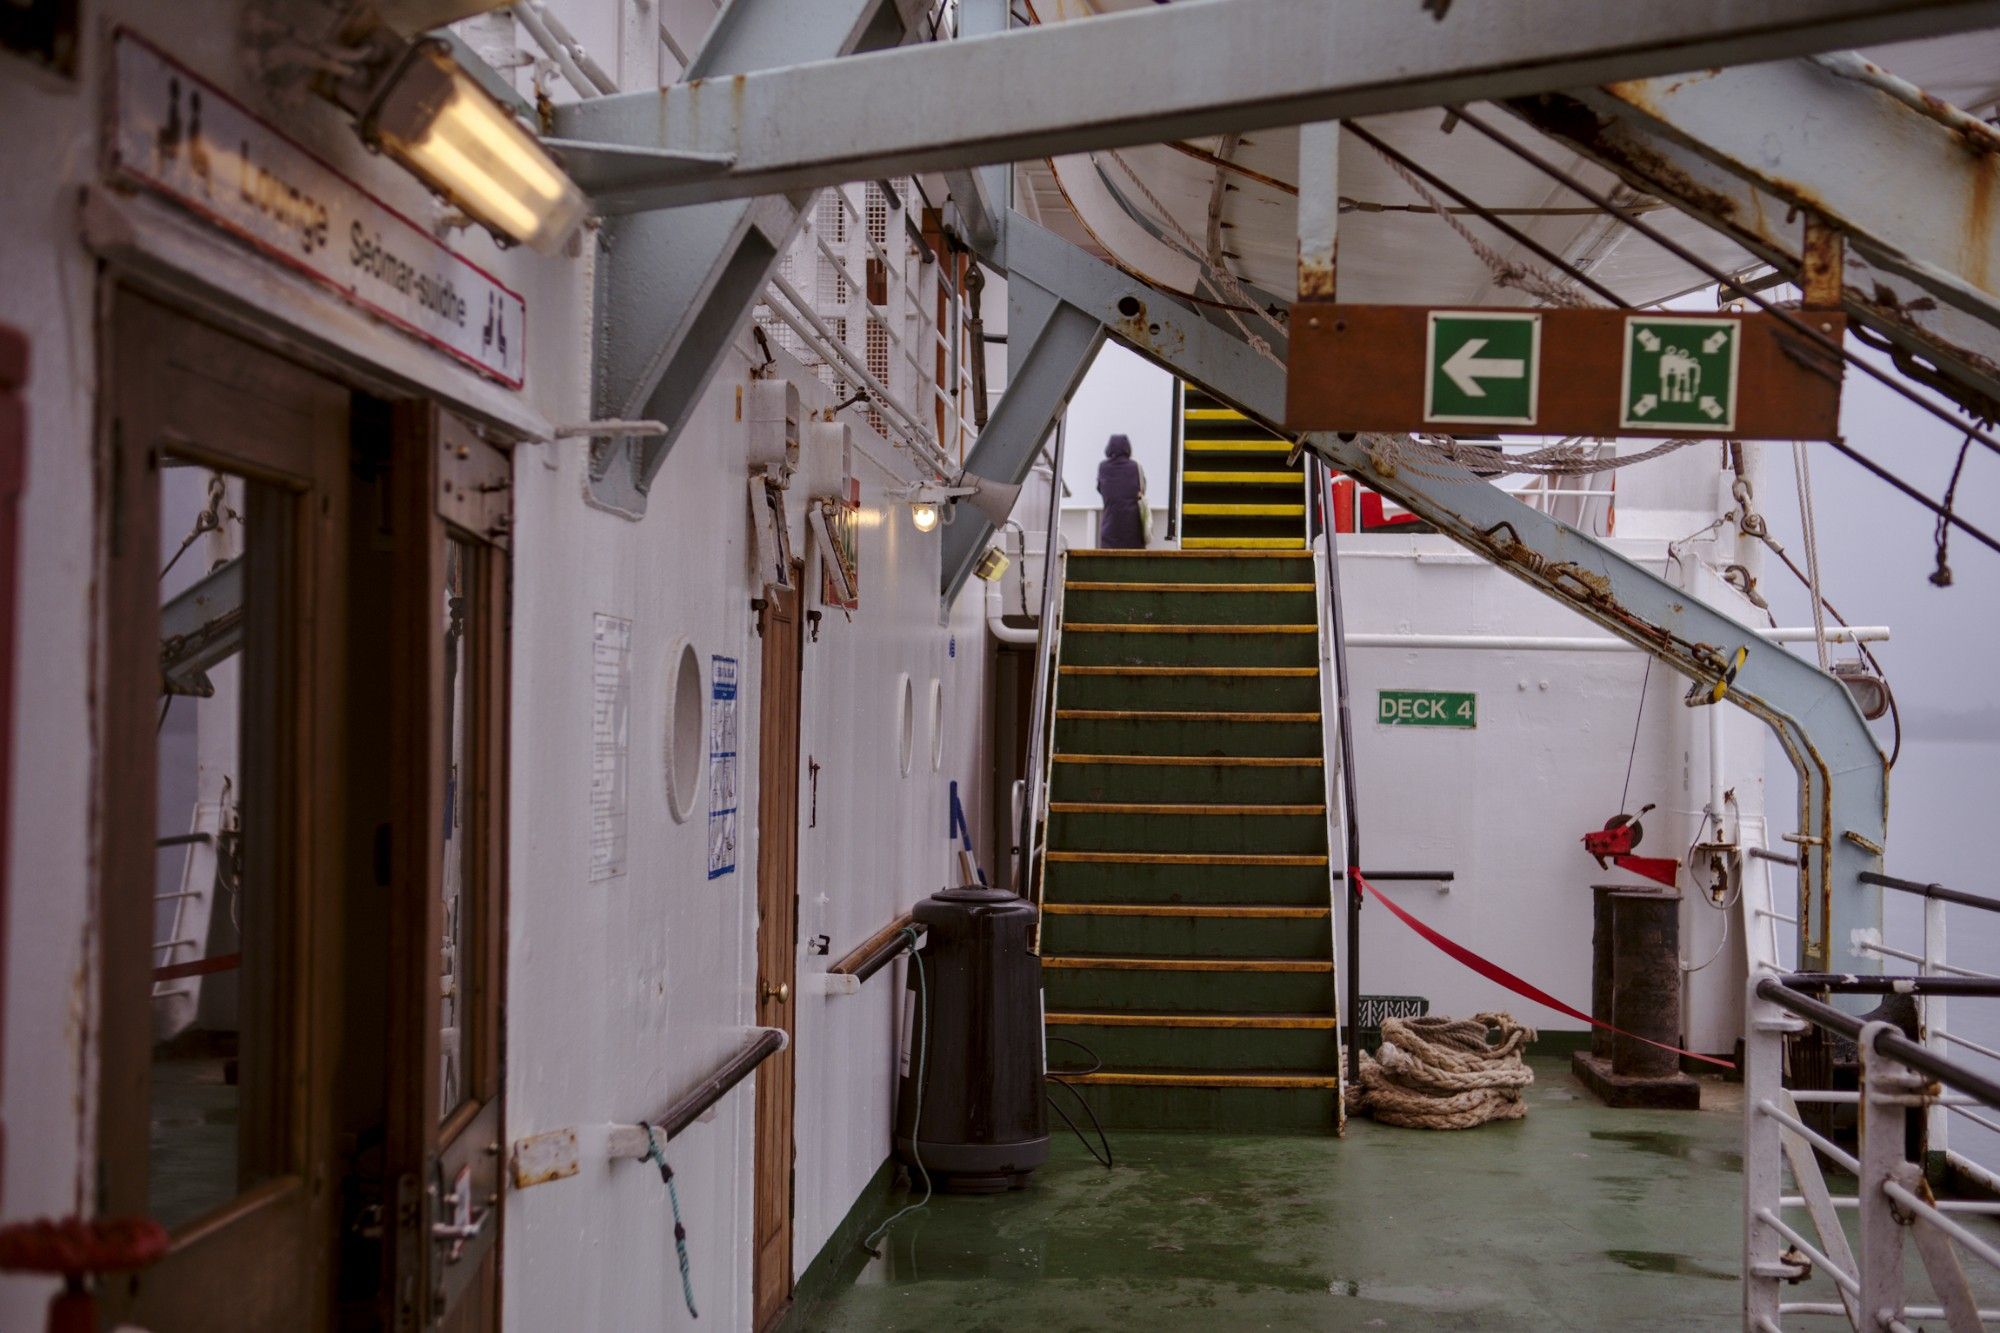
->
1039, 548, 1340, 1133
1178, 386, 1307, 550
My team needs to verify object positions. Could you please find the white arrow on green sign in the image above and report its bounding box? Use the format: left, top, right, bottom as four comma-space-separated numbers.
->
1424, 311, 1540, 426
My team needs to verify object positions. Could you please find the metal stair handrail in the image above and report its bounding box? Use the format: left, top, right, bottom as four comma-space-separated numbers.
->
1019, 420, 1069, 943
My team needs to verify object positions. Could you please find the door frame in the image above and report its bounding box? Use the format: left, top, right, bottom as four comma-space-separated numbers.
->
96, 288, 350, 1330
383, 403, 510, 1332
752, 569, 805, 1331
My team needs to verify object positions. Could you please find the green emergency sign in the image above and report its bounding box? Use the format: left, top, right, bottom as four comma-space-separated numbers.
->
1377, 689, 1477, 729
1621, 316, 1741, 431
1424, 311, 1540, 426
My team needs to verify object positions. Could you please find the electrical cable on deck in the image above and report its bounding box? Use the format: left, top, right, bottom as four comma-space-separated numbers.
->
639, 1122, 698, 1319
864, 930, 931, 1255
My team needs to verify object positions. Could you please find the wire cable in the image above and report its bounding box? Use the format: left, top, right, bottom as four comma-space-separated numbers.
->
1042, 1036, 1113, 1168
865, 930, 931, 1254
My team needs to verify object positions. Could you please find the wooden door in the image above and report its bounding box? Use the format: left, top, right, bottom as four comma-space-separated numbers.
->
384, 405, 510, 1332
752, 575, 804, 1331
98, 291, 349, 1331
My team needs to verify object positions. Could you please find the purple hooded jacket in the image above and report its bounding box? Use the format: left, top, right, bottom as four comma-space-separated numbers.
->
1095, 434, 1146, 548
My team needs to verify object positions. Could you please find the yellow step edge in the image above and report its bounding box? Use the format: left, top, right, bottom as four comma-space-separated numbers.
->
1049, 802, 1325, 815
1064, 622, 1314, 634
1183, 471, 1305, 484
1184, 503, 1306, 517
1054, 754, 1322, 767
1058, 1071, 1339, 1089
1055, 709, 1320, 722
1041, 903, 1331, 919
1068, 548, 1308, 558
1184, 408, 1251, 421
1184, 440, 1292, 452
1183, 537, 1307, 550
1060, 666, 1317, 677
1046, 851, 1328, 867
1064, 581, 1314, 593
1046, 1011, 1336, 1029
1041, 955, 1333, 972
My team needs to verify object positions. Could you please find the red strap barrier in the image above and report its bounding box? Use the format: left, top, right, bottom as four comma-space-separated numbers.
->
1353, 869, 1733, 1070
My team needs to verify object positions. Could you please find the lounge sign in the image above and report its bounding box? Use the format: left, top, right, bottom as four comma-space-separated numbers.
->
108, 29, 527, 388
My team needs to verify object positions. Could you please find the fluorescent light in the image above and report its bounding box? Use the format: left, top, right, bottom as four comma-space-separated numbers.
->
366, 42, 586, 254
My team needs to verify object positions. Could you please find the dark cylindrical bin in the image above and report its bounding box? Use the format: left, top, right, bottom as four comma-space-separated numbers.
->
1610, 889, 1683, 1080
893, 886, 1049, 1193
1590, 886, 1619, 1061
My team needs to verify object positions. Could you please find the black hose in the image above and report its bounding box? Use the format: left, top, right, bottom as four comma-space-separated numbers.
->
1042, 1036, 1114, 1167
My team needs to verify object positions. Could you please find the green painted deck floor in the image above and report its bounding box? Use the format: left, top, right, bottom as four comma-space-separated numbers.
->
787, 1056, 2000, 1331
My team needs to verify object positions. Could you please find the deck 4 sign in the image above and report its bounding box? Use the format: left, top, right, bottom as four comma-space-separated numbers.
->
1378, 689, 1477, 729
1424, 311, 1540, 426
1620, 316, 1741, 432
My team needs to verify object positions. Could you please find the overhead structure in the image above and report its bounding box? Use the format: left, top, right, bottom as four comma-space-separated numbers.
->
986, 210, 1886, 976
559, 0, 920, 517
1509, 56, 2000, 420
545, 0, 2000, 214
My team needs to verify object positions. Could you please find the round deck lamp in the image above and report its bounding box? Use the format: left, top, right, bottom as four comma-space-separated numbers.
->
362, 41, 586, 254
909, 498, 941, 533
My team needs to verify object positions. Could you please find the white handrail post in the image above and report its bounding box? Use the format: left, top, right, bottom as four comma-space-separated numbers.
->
1858, 1021, 1911, 1331
1743, 977, 1794, 1328
1924, 892, 1950, 1176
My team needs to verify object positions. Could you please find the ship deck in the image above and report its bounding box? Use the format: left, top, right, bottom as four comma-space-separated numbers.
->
788, 1053, 2000, 1331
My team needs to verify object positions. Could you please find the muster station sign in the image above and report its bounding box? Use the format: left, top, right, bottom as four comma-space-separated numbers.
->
108, 29, 527, 388
1287, 304, 1843, 441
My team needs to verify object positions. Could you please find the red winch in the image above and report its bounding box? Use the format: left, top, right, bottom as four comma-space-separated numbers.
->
1581, 804, 1679, 889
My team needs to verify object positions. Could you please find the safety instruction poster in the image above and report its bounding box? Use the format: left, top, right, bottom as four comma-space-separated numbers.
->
589, 614, 632, 881
708, 655, 739, 879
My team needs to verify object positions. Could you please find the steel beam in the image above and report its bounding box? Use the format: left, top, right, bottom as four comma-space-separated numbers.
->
568, 0, 917, 517
997, 211, 1887, 976
940, 270, 1102, 603
1511, 57, 2000, 419
547, 0, 2000, 215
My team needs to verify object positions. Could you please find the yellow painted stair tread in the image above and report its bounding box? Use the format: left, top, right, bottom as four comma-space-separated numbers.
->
1184, 407, 1251, 421
1182, 537, 1306, 549
1060, 666, 1317, 677
1058, 1071, 1338, 1089
1053, 754, 1322, 766
1040, 954, 1333, 972
1055, 709, 1320, 722
1183, 471, 1304, 483
1067, 547, 1308, 557
1041, 902, 1331, 918
1064, 622, 1314, 633
1049, 801, 1325, 814
1064, 581, 1314, 593
1184, 503, 1306, 517
1048, 1012, 1328, 1032
1184, 439, 1292, 452
1045, 850, 1328, 866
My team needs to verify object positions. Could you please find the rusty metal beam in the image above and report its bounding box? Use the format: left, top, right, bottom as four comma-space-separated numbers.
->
995, 210, 1887, 976
1511, 57, 2000, 420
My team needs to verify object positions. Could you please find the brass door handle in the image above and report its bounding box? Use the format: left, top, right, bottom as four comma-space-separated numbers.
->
760, 981, 790, 1003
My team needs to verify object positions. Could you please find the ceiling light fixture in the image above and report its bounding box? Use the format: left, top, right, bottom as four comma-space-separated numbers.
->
360, 40, 586, 254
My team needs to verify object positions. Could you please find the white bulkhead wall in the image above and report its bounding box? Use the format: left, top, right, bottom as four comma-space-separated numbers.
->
1330, 441, 1770, 1057
0, 0, 992, 1326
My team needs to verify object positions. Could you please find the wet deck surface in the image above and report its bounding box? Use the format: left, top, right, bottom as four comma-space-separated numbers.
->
787, 1054, 1999, 1331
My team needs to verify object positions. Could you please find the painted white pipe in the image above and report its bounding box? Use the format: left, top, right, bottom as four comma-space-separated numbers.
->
1344, 626, 1888, 652
986, 578, 1038, 645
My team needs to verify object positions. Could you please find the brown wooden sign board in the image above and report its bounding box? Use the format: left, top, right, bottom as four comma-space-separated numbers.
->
1285, 303, 1845, 440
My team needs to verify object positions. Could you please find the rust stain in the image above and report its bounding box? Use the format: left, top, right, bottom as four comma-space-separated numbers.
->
1966, 155, 1996, 295
1517, 94, 1739, 226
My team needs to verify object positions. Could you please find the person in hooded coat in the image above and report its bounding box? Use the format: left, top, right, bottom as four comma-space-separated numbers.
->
1095, 434, 1147, 548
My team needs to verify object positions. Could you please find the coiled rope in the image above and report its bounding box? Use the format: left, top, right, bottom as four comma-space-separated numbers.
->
1353, 1013, 1536, 1131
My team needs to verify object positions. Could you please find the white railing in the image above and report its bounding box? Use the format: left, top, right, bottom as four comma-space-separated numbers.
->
1740, 855, 2000, 1329
756, 181, 980, 482
1745, 975, 2000, 1331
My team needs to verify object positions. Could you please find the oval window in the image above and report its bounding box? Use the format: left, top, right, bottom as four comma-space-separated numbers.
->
666, 643, 703, 823
897, 673, 915, 778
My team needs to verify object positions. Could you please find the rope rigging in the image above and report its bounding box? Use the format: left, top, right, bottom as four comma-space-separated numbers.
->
1352, 1013, 1537, 1130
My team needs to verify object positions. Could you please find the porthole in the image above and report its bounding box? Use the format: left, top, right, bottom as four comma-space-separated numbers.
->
897, 673, 915, 778
929, 678, 945, 773
665, 642, 703, 823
